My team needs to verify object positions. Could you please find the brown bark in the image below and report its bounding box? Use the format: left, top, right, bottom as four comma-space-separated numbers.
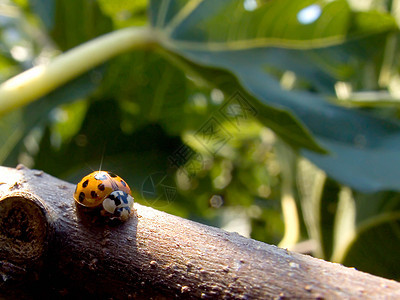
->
0, 165, 399, 299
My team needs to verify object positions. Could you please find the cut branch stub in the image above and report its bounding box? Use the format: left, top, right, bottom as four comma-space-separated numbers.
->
0, 192, 51, 285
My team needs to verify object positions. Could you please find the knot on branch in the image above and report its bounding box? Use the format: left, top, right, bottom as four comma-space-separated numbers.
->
0, 192, 51, 285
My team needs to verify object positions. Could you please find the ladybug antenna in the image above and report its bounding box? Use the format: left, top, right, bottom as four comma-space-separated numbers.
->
99, 142, 107, 172
85, 162, 95, 172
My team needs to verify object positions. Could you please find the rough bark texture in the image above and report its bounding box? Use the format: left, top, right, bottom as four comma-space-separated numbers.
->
0, 165, 399, 299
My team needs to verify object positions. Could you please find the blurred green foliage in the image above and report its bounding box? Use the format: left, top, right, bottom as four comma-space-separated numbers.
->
1, 0, 400, 281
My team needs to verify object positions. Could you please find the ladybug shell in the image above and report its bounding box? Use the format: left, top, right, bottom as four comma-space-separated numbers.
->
74, 171, 132, 208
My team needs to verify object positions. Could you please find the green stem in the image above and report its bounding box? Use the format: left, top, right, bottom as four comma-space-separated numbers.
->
0, 26, 156, 116
279, 190, 300, 249
275, 140, 300, 249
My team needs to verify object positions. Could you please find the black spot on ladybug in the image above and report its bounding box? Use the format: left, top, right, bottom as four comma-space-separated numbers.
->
108, 172, 117, 178
98, 183, 105, 191
91, 191, 98, 198
82, 179, 89, 188
79, 192, 85, 202
120, 180, 127, 187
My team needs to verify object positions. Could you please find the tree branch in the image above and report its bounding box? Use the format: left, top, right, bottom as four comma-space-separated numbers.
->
0, 165, 399, 299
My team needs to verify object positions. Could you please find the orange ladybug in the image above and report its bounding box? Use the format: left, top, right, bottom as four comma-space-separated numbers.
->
74, 171, 134, 221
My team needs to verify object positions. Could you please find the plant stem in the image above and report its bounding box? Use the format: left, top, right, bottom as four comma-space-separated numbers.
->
275, 140, 300, 250
0, 26, 156, 116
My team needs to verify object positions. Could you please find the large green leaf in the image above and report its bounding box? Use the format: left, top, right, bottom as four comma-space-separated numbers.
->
150, 0, 400, 192
153, 55, 326, 152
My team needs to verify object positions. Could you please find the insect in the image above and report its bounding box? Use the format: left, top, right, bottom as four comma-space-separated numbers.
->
74, 171, 134, 221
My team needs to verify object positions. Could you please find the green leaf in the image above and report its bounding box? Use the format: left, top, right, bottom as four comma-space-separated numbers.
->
28, 0, 113, 50
99, 51, 191, 136
328, 190, 400, 280
341, 211, 400, 281
97, 0, 148, 27
149, 0, 400, 192
158, 45, 327, 153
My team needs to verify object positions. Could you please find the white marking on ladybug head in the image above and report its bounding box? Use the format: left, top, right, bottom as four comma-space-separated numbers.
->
103, 190, 134, 216
102, 197, 117, 214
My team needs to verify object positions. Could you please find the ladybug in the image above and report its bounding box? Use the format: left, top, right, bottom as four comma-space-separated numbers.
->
74, 171, 134, 221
